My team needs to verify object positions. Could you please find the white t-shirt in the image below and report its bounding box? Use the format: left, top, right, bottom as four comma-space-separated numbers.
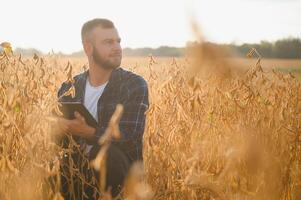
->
83, 76, 108, 154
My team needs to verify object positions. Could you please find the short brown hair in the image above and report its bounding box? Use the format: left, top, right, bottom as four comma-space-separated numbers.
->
81, 18, 115, 42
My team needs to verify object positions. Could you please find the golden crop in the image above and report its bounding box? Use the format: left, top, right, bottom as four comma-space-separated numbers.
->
0, 43, 300, 200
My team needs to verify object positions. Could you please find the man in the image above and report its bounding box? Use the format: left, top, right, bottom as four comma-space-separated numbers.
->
56, 18, 149, 199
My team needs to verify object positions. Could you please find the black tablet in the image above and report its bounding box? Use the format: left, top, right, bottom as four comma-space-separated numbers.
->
58, 102, 98, 128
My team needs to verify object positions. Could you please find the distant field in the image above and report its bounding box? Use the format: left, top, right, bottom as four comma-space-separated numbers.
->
59, 56, 301, 68
230, 58, 301, 80
52, 56, 301, 80
128, 57, 301, 80
229, 57, 301, 69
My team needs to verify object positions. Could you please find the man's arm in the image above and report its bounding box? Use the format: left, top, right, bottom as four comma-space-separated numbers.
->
85, 76, 149, 145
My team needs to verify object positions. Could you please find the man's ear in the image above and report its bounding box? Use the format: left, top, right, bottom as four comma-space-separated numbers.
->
83, 41, 93, 56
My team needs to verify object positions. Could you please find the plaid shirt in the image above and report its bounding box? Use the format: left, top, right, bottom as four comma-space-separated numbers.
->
57, 67, 149, 161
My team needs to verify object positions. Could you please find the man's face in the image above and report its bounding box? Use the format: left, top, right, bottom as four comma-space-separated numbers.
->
87, 26, 122, 70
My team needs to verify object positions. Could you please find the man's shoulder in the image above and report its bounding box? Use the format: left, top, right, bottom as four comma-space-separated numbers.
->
118, 67, 148, 89
57, 71, 86, 97
116, 67, 149, 104
73, 71, 87, 82
59, 71, 86, 87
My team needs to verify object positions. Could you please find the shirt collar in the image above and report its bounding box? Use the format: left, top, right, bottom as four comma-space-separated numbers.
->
82, 67, 122, 85
76, 67, 122, 101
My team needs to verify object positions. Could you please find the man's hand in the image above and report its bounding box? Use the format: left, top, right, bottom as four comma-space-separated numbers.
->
57, 111, 96, 140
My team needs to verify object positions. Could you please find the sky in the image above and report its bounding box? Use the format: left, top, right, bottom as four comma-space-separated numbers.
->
0, 0, 300, 54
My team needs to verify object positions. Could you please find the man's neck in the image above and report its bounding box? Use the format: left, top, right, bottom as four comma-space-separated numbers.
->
88, 64, 113, 87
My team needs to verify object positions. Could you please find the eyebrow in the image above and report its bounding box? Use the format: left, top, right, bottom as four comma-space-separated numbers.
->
103, 38, 121, 42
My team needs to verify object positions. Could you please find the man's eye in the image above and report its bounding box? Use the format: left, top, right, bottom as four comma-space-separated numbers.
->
103, 40, 120, 45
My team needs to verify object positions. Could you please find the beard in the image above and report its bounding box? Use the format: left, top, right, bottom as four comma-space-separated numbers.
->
92, 45, 121, 70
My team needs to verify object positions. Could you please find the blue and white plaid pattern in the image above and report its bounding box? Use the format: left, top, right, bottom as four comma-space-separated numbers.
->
57, 67, 149, 161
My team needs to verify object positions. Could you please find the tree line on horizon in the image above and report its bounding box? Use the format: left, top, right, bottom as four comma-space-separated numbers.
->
14, 37, 301, 59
